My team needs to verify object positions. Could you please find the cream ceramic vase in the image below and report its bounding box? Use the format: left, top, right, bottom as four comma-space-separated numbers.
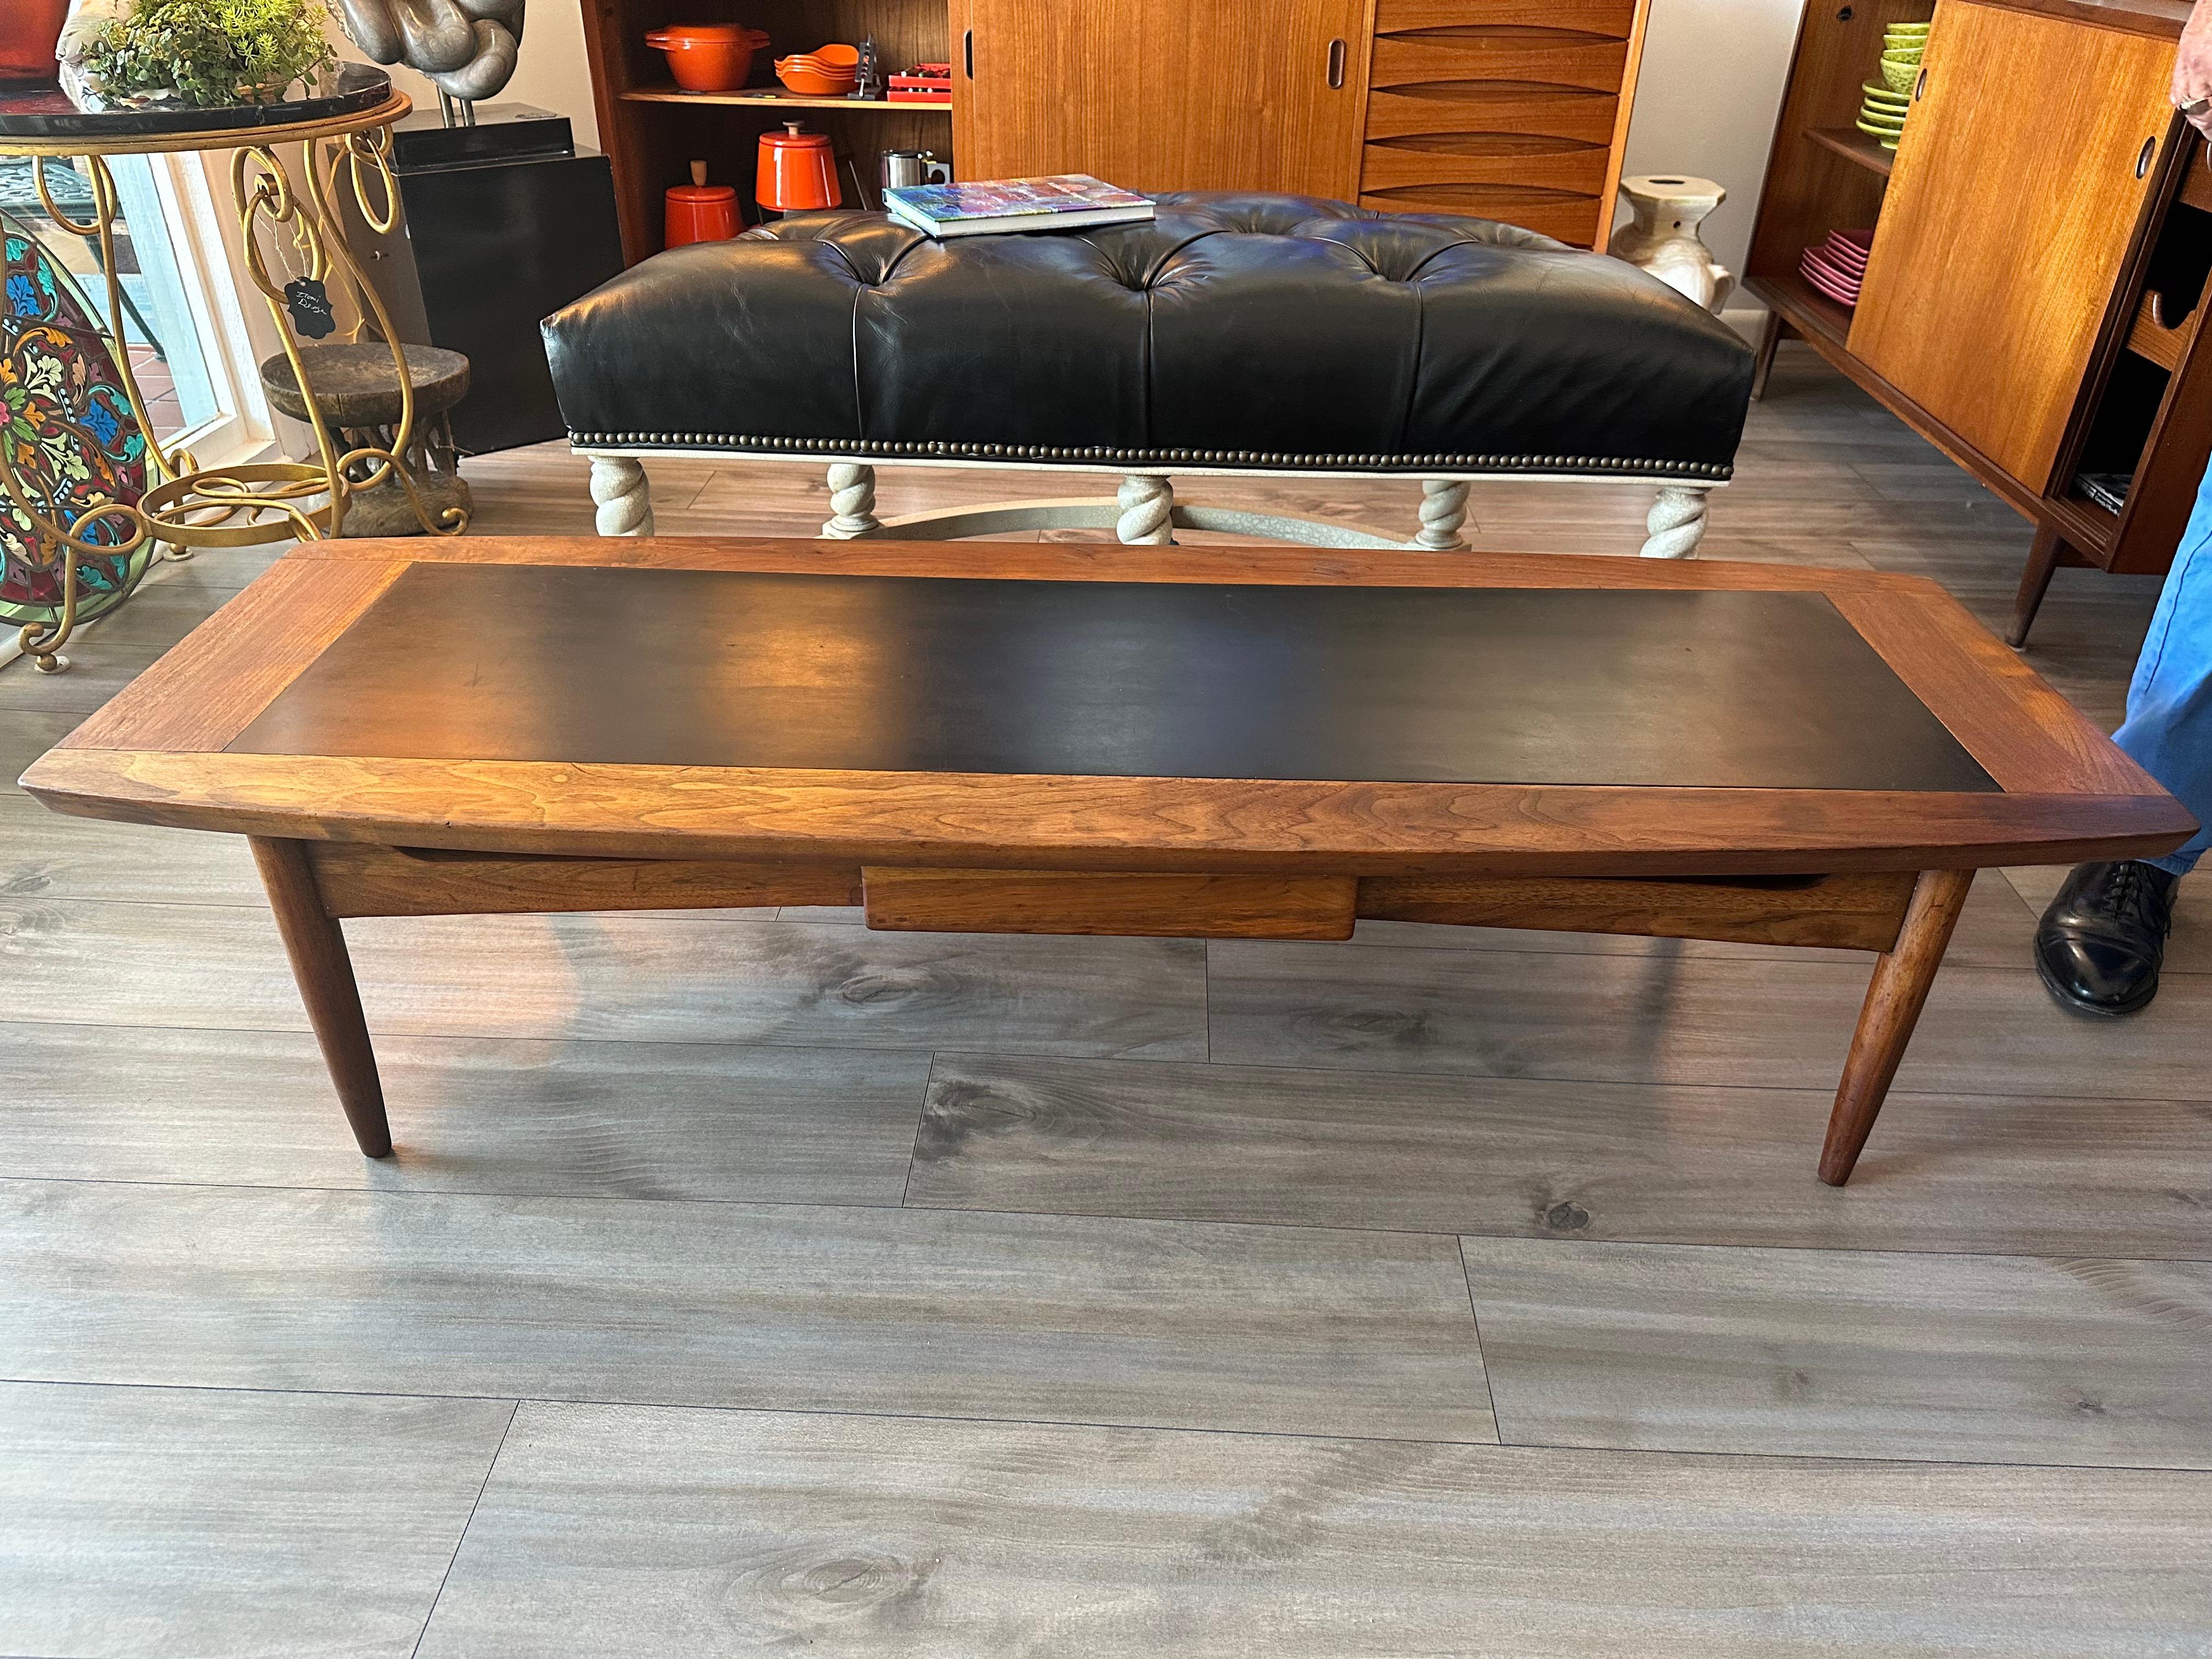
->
1612, 174, 1736, 315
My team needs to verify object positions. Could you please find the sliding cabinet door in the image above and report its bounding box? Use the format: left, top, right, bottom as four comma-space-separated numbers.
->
1848, 1, 2175, 492
950, 0, 1372, 199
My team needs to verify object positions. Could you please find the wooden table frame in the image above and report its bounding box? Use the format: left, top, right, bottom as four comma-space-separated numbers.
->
19, 537, 2194, 1186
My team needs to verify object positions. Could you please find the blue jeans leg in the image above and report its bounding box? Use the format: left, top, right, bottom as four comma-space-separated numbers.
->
2114, 463, 2212, 876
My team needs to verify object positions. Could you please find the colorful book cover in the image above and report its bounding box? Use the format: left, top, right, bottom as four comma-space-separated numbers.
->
883, 174, 1153, 228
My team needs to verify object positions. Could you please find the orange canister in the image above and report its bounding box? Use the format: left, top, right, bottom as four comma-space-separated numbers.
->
756, 122, 840, 212
665, 161, 739, 247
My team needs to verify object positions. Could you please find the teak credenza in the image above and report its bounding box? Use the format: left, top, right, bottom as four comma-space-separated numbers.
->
584, 0, 1651, 259
1746, 0, 2212, 645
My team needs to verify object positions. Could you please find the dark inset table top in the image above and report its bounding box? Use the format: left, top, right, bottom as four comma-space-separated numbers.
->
19, 537, 2195, 877
225, 564, 1999, 793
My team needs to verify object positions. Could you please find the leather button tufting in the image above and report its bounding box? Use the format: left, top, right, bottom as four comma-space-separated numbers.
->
542, 189, 1753, 477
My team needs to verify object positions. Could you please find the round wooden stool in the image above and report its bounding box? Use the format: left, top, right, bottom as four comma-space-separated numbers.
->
259, 343, 472, 537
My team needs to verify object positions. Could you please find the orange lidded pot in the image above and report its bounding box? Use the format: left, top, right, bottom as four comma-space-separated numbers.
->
757, 122, 839, 212
665, 161, 739, 247
644, 24, 770, 93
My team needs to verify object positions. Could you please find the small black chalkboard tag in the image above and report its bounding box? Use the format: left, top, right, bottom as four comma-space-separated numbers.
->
284, 277, 337, 339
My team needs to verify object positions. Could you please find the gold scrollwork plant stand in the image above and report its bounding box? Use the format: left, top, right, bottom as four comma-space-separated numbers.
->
1, 91, 467, 674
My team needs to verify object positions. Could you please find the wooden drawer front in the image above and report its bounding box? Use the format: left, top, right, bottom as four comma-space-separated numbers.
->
1364, 84, 1618, 145
1377, 0, 1639, 35
1359, 186, 1605, 245
1362, 0, 1635, 251
862, 867, 1358, 940
306, 843, 861, 919
1363, 142, 1611, 196
1372, 33, 1630, 94
1358, 871, 1916, 953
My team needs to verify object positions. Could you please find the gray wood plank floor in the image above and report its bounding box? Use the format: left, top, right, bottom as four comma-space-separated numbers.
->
0, 1383, 512, 1659
412, 1402, 2212, 1659
2, 343, 2207, 1656
1462, 1235, 2212, 1467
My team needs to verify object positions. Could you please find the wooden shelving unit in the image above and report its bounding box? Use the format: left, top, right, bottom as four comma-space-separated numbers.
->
1760, 268, 1853, 347
1804, 126, 1895, 179
586, 2, 1658, 268
583, 0, 951, 261
623, 84, 950, 116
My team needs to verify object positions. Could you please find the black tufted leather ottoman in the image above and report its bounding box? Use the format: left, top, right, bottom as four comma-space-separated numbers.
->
543, 192, 1754, 554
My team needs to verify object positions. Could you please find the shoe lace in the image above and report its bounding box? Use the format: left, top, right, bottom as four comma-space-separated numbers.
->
2106, 862, 2174, 934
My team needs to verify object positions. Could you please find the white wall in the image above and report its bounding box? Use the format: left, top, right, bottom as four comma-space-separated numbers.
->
1618, 0, 1804, 294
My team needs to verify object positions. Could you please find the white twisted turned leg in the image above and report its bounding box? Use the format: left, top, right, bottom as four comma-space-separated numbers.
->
1641, 484, 1710, 558
588, 454, 654, 538
821, 462, 883, 538
1410, 478, 1470, 551
1116, 474, 1176, 545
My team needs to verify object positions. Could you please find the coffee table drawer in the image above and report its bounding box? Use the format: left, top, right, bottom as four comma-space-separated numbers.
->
862, 868, 1359, 940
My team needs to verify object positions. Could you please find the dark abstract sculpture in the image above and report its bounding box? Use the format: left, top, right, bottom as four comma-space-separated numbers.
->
337, 0, 523, 117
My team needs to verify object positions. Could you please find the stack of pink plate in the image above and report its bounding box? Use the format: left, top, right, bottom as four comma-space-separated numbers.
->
1799, 227, 1871, 306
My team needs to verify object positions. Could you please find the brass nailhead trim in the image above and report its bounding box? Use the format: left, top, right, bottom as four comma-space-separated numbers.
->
571, 432, 1732, 481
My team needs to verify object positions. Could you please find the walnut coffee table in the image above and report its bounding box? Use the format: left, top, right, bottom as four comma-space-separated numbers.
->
19, 538, 2194, 1184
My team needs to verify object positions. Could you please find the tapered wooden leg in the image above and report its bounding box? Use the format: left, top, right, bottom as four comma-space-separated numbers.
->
250, 837, 393, 1158
1750, 309, 1788, 400
2007, 524, 2070, 648
1819, 867, 1974, 1185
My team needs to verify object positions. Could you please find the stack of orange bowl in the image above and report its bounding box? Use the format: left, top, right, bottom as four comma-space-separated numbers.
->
775, 43, 860, 95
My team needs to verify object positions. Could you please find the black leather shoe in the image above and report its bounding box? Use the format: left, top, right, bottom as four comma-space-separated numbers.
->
2034, 860, 2179, 1016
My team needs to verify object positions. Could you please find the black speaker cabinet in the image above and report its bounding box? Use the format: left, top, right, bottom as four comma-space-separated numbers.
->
348, 106, 625, 456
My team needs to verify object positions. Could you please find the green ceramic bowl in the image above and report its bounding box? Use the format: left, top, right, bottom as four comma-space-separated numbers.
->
1878, 55, 1920, 94
1884, 21, 1931, 36
1861, 80, 1910, 104
1856, 116, 1906, 140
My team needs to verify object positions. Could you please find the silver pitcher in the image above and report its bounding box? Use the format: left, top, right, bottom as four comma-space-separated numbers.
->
881, 149, 950, 191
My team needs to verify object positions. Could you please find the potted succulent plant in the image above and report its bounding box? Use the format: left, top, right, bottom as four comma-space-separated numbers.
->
60, 0, 337, 110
